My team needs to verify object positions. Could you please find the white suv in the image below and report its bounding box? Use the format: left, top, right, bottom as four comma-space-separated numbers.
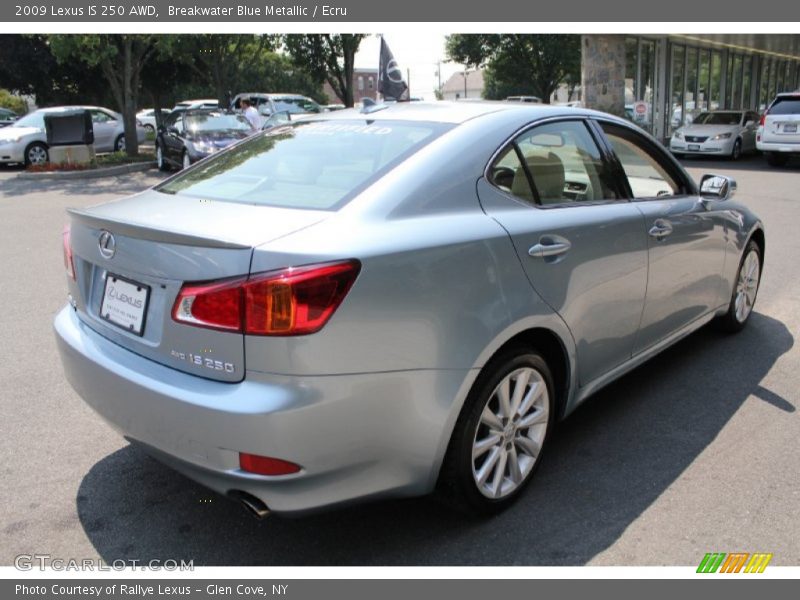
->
757, 92, 800, 167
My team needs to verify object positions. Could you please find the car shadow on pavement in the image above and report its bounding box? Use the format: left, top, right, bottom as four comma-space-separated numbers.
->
76, 312, 793, 566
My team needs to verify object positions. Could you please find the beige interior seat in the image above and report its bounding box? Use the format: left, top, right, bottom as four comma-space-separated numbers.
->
511, 152, 566, 204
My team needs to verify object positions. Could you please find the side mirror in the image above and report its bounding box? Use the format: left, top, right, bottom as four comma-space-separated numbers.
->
745, 120, 755, 128
699, 174, 737, 203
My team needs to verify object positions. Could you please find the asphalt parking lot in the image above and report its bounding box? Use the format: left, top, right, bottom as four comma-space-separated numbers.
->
0, 155, 798, 567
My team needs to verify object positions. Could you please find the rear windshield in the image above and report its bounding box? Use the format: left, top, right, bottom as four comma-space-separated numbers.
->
156, 120, 449, 210
769, 96, 800, 115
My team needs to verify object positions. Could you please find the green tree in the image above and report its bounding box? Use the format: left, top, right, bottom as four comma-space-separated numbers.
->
175, 35, 279, 104
284, 35, 367, 107
49, 35, 158, 156
0, 34, 109, 106
445, 34, 581, 103
0, 89, 28, 114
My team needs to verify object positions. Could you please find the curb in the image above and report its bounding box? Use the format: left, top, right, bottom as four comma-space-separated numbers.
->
16, 161, 156, 181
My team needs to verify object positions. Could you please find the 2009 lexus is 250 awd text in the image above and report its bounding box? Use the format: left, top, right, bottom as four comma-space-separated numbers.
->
55, 102, 764, 517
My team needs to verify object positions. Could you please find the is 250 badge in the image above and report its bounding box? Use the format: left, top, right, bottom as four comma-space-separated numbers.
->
170, 350, 235, 374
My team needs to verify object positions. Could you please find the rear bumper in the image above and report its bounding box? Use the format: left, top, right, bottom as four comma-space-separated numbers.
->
54, 306, 472, 514
756, 140, 800, 153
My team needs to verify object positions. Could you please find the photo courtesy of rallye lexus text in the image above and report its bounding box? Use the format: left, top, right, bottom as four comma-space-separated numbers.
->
54, 101, 765, 518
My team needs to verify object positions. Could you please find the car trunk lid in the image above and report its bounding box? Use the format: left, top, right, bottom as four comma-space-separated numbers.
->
762, 95, 800, 145
66, 190, 327, 382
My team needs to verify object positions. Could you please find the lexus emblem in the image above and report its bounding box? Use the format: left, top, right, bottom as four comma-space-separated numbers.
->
98, 230, 116, 259
386, 59, 404, 84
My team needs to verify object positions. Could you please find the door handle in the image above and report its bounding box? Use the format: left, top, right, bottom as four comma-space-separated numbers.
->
648, 219, 673, 239
528, 236, 572, 258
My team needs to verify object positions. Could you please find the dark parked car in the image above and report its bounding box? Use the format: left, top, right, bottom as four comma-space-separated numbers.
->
0, 107, 18, 128
156, 109, 254, 171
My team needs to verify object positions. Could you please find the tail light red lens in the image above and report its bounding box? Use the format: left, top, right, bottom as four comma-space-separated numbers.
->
172, 277, 245, 332
759, 113, 766, 126
172, 260, 360, 336
239, 453, 301, 476
62, 224, 75, 281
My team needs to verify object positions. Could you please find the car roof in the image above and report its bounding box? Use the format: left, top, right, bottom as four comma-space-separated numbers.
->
36, 105, 115, 113
305, 100, 599, 125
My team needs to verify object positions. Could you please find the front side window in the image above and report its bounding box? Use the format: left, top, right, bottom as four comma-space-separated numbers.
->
489, 120, 620, 206
156, 120, 449, 211
602, 124, 682, 199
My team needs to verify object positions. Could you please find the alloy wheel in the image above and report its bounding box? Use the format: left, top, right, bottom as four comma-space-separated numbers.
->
471, 366, 549, 499
734, 249, 760, 323
27, 145, 48, 165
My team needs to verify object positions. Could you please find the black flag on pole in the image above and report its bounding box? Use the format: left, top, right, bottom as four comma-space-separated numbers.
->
378, 37, 409, 101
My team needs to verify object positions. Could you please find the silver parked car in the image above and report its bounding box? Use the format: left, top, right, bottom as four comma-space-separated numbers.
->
670, 110, 760, 160
55, 102, 765, 517
0, 105, 146, 166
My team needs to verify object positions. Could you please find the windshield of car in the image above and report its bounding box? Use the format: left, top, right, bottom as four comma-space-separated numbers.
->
691, 112, 742, 125
271, 98, 321, 114
185, 113, 252, 133
769, 96, 800, 115
156, 120, 450, 210
12, 111, 45, 128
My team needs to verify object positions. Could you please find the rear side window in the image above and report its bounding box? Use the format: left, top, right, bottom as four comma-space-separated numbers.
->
489, 120, 620, 206
157, 120, 449, 210
769, 96, 800, 115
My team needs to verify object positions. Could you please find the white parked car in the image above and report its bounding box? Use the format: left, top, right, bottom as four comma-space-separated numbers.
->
757, 92, 800, 167
670, 110, 760, 160
0, 105, 146, 166
136, 108, 171, 133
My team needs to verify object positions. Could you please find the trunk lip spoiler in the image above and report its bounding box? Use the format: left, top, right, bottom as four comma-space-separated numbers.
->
67, 207, 252, 250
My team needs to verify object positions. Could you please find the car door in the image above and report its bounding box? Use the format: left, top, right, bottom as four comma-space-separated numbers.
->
162, 113, 185, 163
477, 118, 649, 387
89, 109, 116, 151
597, 121, 728, 355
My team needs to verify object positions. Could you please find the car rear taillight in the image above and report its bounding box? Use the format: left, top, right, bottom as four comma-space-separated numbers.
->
239, 453, 301, 476
62, 224, 75, 281
759, 113, 767, 126
172, 260, 360, 336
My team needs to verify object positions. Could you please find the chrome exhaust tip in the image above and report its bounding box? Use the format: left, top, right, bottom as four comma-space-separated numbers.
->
229, 491, 270, 519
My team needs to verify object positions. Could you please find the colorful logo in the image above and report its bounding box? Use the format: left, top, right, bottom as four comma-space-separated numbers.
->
697, 552, 773, 573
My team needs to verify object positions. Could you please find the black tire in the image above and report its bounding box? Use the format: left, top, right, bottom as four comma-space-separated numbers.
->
766, 152, 788, 167
155, 143, 169, 171
730, 139, 742, 161
114, 134, 125, 152
24, 142, 49, 166
436, 346, 555, 515
715, 240, 762, 333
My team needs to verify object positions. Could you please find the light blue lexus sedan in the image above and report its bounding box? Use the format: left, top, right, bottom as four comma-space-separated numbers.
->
55, 102, 764, 517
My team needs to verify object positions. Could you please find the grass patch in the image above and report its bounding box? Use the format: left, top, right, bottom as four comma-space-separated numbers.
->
27, 150, 155, 172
